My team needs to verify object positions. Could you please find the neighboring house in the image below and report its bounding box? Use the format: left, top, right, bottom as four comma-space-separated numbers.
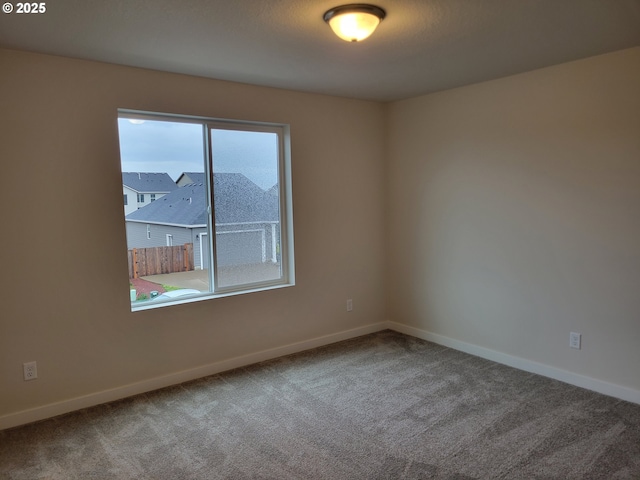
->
122, 172, 179, 215
125, 173, 280, 269
176, 172, 205, 187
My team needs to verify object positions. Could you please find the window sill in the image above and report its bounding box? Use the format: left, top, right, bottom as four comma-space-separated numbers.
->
130, 281, 295, 312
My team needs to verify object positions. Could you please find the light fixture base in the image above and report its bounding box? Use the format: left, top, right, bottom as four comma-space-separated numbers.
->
323, 4, 387, 23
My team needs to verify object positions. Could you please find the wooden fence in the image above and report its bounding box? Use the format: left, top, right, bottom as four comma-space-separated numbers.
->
128, 243, 194, 279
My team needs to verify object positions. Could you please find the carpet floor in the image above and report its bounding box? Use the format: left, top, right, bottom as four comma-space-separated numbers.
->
1, 330, 639, 479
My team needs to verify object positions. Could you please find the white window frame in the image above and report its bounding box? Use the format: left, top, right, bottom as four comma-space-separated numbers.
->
119, 109, 295, 311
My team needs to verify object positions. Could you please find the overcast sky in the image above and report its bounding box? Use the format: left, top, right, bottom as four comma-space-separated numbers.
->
117, 118, 278, 190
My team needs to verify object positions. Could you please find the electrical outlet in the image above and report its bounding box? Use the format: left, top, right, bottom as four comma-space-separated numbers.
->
23, 361, 38, 381
346, 299, 353, 312
569, 332, 581, 350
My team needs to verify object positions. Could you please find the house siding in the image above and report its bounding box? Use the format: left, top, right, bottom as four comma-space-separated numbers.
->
126, 222, 195, 250
215, 222, 279, 267
123, 185, 137, 216
125, 221, 278, 270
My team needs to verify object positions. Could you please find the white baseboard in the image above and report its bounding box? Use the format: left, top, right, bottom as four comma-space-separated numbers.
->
5, 320, 636, 431
0, 322, 389, 431
387, 321, 640, 405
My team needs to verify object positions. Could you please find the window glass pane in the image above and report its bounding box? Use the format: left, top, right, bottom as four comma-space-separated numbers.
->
118, 111, 293, 309
210, 128, 282, 288
118, 118, 211, 304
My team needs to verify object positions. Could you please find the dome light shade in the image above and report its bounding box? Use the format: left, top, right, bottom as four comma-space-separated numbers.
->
323, 4, 386, 42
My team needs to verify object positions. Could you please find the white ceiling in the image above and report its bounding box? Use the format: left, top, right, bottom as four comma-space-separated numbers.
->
1, 0, 639, 101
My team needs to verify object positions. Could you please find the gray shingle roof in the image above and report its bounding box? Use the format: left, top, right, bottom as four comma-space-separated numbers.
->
125, 173, 279, 226
122, 172, 178, 193
176, 172, 205, 185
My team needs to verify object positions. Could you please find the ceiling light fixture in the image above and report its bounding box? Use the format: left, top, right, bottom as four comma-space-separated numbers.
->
323, 4, 386, 43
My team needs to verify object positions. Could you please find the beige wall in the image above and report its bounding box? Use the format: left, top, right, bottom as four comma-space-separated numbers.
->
387, 47, 640, 391
0, 49, 387, 418
2, 45, 639, 425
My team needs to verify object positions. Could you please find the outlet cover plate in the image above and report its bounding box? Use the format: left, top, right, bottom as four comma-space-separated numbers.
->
569, 332, 581, 349
23, 361, 38, 381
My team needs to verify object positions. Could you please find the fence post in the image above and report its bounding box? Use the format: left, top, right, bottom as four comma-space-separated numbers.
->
132, 248, 139, 279
185, 244, 189, 271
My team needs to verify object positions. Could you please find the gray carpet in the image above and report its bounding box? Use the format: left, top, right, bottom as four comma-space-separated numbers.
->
1, 330, 639, 479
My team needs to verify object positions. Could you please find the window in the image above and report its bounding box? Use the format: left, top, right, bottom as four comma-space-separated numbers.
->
118, 110, 294, 309
123, 194, 128, 206
137, 193, 145, 203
